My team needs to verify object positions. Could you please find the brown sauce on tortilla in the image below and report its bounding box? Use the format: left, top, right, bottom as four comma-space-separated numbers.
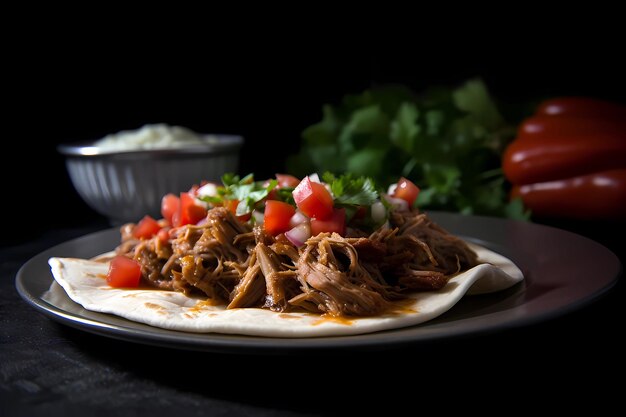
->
309, 298, 418, 325
187, 298, 225, 314
278, 314, 302, 320
385, 298, 419, 316
311, 315, 355, 326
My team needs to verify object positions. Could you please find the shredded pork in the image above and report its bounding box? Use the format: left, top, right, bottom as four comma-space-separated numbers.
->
117, 207, 479, 317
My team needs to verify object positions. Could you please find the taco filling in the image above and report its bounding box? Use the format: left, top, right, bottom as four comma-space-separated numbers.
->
111, 173, 503, 316
47, 173, 523, 336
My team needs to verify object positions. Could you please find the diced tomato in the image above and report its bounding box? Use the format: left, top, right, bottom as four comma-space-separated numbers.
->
265, 174, 300, 200
106, 255, 142, 288
173, 192, 207, 227
292, 176, 334, 220
225, 199, 239, 214
161, 194, 180, 225
157, 228, 171, 243
310, 208, 346, 236
393, 177, 420, 207
133, 215, 161, 239
224, 199, 252, 222
264, 200, 296, 235
276, 174, 300, 188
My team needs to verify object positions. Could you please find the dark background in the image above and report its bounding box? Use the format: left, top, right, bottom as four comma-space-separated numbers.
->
3, 32, 626, 415
6, 42, 626, 244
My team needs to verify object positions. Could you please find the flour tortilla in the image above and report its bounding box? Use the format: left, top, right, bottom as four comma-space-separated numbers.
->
45, 243, 523, 337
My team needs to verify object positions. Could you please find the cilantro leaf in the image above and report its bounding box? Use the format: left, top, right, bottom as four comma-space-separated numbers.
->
504, 197, 532, 221
452, 78, 504, 131
221, 173, 240, 186
390, 102, 420, 154
274, 187, 295, 205
217, 174, 278, 216
198, 195, 223, 205
325, 173, 379, 206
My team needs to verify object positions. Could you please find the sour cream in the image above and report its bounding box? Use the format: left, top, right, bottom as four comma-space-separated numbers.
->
95, 124, 212, 151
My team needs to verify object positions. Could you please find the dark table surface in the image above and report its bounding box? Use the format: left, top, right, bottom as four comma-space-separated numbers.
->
2, 218, 624, 416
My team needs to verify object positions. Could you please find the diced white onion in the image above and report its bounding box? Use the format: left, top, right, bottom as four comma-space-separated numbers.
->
197, 183, 218, 197
194, 199, 209, 209
387, 183, 398, 195
289, 210, 309, 228
252, 210, 264, 225
308, 173, 321, 183
193, 195, 210, 208
285, 223, 311, 247
382, 193, 409, 212
371, 201, 386, 223
324, 183, 333, 197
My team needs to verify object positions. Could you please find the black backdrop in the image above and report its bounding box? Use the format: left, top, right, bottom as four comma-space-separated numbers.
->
7, 44, 625, 244
4, 25, 626, 414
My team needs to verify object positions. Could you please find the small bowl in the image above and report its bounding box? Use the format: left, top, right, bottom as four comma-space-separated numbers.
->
59, 134, 244, 224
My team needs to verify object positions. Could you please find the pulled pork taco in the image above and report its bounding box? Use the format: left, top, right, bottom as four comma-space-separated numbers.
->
48, 173, 523, 337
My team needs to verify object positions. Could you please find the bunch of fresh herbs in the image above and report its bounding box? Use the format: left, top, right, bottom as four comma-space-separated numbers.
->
287, 79, 529, 219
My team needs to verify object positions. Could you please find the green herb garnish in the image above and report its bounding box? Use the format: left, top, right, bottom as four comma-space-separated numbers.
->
288, 79, 529, 220
198, 174, 277, 216
322, 172, 378, 206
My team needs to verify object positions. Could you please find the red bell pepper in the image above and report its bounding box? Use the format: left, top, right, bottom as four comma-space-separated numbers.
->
503, 97, 626, 219
518, 115, 626, 140
536, 97, 626, 119
503, 133, 626, 185
511, 169, 626, 220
